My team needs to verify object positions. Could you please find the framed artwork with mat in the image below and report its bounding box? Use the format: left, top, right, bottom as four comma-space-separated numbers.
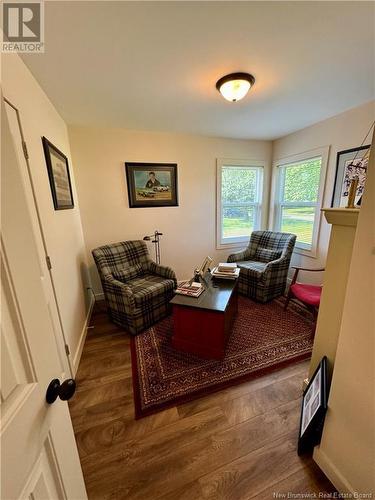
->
42, 137, 74, 210
298, 356, 328, 455
125, 162, 178, 208
331, 145, 370, 207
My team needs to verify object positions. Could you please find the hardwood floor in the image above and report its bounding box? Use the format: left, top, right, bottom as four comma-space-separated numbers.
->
69, 301, 335, 500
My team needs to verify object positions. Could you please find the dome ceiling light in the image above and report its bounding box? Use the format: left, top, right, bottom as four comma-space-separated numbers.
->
216, 72, 255, 102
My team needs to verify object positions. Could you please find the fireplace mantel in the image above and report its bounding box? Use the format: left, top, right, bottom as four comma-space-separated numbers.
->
322, 207, 359, 227
308, 207, 359, 380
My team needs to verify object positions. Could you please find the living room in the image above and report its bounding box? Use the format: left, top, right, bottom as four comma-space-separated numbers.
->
1, 2, 374, 499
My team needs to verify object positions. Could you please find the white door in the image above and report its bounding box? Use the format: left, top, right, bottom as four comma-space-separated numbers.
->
3, 98, 72, 379
1, 101, 87, 499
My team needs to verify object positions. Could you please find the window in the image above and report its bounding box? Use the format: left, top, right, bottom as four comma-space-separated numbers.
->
273, 148, 328, 255
217, 159, 263, 248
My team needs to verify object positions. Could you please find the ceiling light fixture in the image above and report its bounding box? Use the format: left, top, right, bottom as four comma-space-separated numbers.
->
216, 72, 255, 102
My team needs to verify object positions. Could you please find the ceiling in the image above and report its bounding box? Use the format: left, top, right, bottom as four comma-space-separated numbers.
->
22, 1, 375, 140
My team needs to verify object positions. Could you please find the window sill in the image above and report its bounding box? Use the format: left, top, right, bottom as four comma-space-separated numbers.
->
293, 245, 318, 259
216, 241, 248, 251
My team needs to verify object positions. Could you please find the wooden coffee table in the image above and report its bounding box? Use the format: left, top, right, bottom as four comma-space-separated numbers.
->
170, 275, 238, 360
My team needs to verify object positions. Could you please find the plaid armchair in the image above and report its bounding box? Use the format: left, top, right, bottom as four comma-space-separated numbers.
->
227, 231, 296, 303
92, 240, 177, 335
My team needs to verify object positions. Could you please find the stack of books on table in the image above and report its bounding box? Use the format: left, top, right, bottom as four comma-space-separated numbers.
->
175, 281, 204, 298
211, 263, 240, 280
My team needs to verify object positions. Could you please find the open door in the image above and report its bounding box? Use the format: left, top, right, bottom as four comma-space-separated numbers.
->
1, 101, 87, 499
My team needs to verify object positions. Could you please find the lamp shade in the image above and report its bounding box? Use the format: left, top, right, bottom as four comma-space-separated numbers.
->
216, 73, 255, 102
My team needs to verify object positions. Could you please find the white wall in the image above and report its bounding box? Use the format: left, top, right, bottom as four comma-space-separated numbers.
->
271, 101, 375, 281
2, 54, 91, 369
68, 126, 272, 294
313, 130, 375, 494
69, 103, 375, 295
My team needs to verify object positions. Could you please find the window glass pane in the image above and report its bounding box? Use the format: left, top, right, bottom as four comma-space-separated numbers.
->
222, 206, 254, 239
222, 167, 257, 203
282, 158, 321, 202
281, 207, 315, 245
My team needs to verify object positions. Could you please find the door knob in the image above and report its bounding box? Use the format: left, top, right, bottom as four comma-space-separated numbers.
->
46, 378, 76, 404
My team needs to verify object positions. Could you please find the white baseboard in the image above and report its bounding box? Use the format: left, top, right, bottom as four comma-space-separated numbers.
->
313, 446, 354, 493
72, 295, 95, 376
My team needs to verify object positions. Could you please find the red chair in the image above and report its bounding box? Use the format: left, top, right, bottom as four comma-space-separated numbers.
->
284, 267, 325, 328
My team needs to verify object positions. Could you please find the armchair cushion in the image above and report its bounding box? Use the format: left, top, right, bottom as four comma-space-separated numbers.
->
113, 263, 144, 282
142, 261, 177, 284
237, 261, 268, 280
128, 274, 175, 307
255, 248, 281, 263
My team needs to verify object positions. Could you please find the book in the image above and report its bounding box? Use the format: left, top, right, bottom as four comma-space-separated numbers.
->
211, 266, 240, 280
217, 262, 237, 272
175, 281, 204, 297
217, 268, 237, 274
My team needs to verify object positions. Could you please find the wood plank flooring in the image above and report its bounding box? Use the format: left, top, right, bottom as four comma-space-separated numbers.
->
69, 301, 335, 500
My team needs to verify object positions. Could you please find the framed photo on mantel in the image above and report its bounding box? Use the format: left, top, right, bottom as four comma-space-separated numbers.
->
125, 162, 178, 208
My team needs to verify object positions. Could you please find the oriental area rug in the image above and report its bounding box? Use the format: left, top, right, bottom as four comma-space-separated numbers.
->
130, 296, 313, 418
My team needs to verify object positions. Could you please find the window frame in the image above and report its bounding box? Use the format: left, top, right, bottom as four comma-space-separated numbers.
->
216, 158, 264, 249
271, 147, 329, 258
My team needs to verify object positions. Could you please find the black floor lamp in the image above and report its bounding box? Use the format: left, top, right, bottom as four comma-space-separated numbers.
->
143, 230, 163, 264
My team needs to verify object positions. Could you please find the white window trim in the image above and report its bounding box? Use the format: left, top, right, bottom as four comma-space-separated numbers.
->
216, 158, 264, 250
269, 146, 329, 258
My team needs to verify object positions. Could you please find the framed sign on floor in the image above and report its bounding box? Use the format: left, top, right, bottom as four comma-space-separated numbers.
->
298, 356, 328, 455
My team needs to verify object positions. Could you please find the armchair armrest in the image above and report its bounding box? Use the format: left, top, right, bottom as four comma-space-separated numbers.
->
227, 248, 252, 263
103, 275, 135, 309
148, 261, 177, 287
264, 255, 286, 270
262, 254, 291, 283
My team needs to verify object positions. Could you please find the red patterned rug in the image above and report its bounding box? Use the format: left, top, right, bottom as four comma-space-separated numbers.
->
130, 296, 313, 418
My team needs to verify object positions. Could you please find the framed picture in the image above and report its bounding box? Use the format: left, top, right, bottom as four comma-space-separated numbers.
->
42, 137, 74, 210
125, 162, 178, 208
331, 145, 370, 207
297, 356, 328, 455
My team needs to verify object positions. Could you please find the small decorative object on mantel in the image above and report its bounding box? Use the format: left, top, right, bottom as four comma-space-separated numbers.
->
143, 230, 163, 264
42, 137, 74, 210
345, 177, 359, 208
297, 356, 328, 455
125, 162, 178, 208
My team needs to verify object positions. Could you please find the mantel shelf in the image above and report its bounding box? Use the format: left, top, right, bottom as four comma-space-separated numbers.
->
321, 207, 359, 227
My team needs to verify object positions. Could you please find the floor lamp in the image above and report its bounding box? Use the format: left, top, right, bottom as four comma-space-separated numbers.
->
143, 230, 163, 264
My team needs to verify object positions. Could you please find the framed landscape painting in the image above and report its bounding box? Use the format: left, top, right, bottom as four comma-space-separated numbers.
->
331, 145, 370, 207
125, 162, 178, 208
42, 137, 74, 210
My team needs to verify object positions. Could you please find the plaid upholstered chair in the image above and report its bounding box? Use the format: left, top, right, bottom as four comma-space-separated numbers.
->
227, 231, 296, 303
92, 240, 177, 335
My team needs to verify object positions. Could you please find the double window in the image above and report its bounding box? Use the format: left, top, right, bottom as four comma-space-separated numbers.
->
272, 148, 328, 255
217, 160, 263, 248
217, 149, 327, 255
